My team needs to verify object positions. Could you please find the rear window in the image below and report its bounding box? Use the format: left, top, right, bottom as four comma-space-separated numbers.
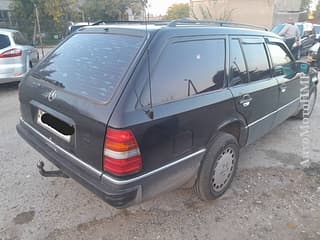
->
33, 33, 144, 102
13, 32, 28, 45
0, 34, 10, 49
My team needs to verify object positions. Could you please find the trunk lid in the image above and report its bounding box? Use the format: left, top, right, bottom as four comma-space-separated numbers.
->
19, 30, 145, 170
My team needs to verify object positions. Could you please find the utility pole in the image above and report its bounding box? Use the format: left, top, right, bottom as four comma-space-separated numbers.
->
34, 3, 44, 58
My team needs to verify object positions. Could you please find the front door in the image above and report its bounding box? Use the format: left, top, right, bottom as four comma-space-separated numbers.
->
266, 38, 301, 127
228, 37, 279, 145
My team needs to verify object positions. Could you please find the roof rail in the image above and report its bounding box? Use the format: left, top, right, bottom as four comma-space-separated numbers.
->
91, 20, 170, 26
168, 18, 269, 31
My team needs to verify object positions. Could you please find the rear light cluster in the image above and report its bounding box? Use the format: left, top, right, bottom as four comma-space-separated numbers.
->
0, 48, 22, 58
103, 128, 142, 176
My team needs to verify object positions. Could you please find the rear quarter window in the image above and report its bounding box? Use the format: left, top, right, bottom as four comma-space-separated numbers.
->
33, 33, 144, 102
0, 34, 10, 49
13, 32, 28, 45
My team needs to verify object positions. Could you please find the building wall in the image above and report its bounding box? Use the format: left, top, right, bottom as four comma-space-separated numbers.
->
0, 0, 10, 10
0, 0, 11, 27
273, 0, 305, 25
190, 0, 304, 29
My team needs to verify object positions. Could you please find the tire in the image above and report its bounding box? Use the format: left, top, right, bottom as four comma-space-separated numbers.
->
295, 87, 317, 120
194, 132, 240, 201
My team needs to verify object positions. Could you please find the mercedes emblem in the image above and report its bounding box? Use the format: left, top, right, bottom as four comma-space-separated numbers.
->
48, 90, 57, 102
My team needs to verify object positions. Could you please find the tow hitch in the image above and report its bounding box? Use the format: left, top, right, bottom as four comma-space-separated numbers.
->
37, 161, 69, 178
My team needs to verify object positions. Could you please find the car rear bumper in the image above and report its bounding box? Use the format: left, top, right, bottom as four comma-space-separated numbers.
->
0, 66, 27, 84
17, 118, 205, 208
0, 76, 25, 84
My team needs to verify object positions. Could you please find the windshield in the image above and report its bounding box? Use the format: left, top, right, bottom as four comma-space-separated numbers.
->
272, 24, 284, 34
314, 25, 320, 34
272, 23, 304, 36
33, 33, 144, 102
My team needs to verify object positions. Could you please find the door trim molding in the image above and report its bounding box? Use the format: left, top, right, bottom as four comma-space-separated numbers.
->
246, 97, 300, 128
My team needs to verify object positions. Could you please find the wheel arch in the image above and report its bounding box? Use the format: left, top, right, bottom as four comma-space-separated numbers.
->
217, 118, 248, 147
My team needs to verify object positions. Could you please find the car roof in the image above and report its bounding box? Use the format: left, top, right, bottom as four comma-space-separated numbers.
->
0, 28, 19, 34
80, 23, 279, 39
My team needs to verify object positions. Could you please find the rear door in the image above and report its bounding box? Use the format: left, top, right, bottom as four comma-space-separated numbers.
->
266, 38, 300, 126
229, 37, 279, 145
19, 31, 145, 170
111, 36, 239, 175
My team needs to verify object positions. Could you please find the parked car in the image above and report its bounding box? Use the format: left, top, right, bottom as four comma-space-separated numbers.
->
66, 22, 92, 35
0, 29, 39, 84
307, 41, 320, 67
313, 24, 320, 40
272, 22, 315, 59
17, 19, 318, 208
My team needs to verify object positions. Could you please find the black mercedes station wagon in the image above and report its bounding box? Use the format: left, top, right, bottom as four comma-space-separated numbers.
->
17, 19, 318, 208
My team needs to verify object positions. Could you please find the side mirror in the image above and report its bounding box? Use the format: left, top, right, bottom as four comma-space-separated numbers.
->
296, 62, 310, 74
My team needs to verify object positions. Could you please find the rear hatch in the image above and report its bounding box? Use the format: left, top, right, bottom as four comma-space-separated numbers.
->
19, 29, 145, 170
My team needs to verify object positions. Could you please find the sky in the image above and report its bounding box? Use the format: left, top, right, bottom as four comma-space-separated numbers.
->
148, 0, 190, 16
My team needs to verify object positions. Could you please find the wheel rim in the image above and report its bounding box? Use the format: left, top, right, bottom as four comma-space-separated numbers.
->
308, 90, 316, 116
211, 147, 236, 192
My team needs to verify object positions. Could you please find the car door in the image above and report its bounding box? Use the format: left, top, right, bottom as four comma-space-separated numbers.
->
119, 36, 239, 175
228, 37, 279, 145
266, 38, 301, 127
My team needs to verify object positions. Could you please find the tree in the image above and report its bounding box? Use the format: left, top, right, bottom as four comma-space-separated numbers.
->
10, 0, 79, 40
165, 3, 190, 20
301, 0, 312, 10
9, 0, 35, 39
42, 0, 79, 34
10, 0, 145, 41
81, 0, 145, 22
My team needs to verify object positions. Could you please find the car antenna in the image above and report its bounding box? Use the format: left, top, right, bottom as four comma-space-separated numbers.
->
142, 0, 154, 119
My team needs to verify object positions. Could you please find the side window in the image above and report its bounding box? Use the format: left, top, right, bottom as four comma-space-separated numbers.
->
151, 39, 225, 105
13, 32, 28, 45
0, 34, 10, 49
267, 43, 296, 79
230, 39, 248, 86
241, 42, 271, 82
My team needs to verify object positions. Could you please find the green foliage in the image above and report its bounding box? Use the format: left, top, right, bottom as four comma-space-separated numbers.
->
81, 0, 145, 21
10, 0, 144, 41
10, 0, 80, 40
165, 3, 190, 20
301, 0, 312, 10
9, 0, 35, 39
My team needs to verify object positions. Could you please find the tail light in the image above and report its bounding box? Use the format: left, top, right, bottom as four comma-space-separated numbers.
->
0, 48, 22, 58
103, 128, 142, 176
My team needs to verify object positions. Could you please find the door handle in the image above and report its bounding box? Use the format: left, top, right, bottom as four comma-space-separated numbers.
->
279, 84, 287, 93
240, 94, 253, 107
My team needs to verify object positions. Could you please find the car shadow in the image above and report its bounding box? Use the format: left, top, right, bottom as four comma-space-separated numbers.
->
0, 82, 19, 95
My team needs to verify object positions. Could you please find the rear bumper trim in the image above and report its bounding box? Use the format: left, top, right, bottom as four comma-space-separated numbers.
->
19, 118, 206, 185
102, 149, 206, 185
20, 118, 102, 177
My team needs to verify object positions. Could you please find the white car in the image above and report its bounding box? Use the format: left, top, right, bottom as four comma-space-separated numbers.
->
0, 29, 39, 84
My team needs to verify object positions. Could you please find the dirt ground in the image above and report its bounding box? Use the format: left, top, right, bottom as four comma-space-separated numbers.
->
0, 82, 319, 240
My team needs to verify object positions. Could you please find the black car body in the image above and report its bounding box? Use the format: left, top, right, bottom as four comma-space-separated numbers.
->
17, 20, 318, 208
